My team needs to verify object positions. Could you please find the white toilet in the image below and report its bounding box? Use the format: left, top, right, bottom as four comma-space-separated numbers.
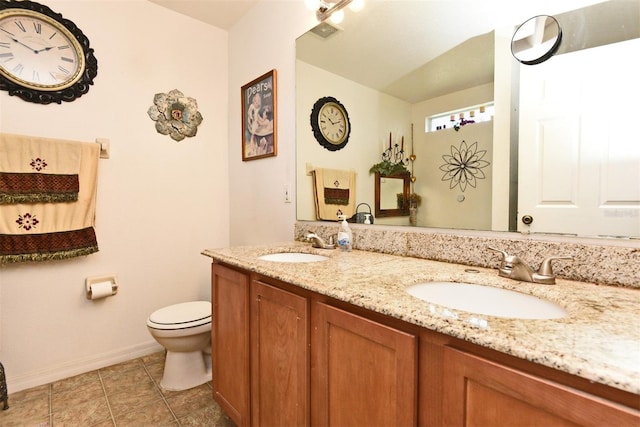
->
146, 301, 212, 391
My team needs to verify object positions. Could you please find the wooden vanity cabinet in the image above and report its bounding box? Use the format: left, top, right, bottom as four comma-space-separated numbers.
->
211, 262, 639, 427
442, 346, 640, 427
250, 280, 309, 427
211, 263, 251, 426
311, 302, 418, 426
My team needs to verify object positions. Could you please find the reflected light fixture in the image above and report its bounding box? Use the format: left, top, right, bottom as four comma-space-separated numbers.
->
307, 0, 364, 23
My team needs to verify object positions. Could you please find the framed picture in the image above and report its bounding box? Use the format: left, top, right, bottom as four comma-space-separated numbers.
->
241, 69, 277, 161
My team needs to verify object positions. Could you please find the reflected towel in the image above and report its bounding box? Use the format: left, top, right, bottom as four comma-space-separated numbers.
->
0, 133, 81, 204
312, 167, 356, 220
0, 139, 99, 263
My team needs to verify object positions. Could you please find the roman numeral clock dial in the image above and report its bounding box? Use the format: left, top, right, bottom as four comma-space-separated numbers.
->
310, 96, 351, 151
0, 0, 98, 104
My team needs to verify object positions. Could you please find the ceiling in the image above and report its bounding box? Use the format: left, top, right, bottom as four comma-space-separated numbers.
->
149, 0, 609, 104
148, 0, 259, 30
296, 1, 607, 104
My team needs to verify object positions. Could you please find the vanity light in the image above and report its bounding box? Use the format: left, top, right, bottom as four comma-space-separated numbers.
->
329, 8, 344, 24
310, 0, 364, 23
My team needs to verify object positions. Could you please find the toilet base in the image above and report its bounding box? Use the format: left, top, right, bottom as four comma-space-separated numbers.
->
160, 350, 211, 391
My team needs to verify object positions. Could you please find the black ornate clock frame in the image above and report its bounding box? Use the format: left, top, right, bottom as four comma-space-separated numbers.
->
0, 0, 98, 104
310, 96, 351, 152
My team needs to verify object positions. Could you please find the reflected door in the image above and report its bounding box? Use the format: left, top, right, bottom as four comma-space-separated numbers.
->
518, 38, 640, 237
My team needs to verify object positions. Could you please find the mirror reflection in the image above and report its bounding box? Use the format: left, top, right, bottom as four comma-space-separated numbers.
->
511, 15, 563, 65
375, 172, 410, 218
296, 0, 640, 238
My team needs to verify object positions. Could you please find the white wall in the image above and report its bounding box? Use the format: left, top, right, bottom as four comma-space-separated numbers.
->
0, 0, 229, 392
227, 1, 315, 245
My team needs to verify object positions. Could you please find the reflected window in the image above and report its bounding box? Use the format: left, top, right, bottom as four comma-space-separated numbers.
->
427, 103, 495, 132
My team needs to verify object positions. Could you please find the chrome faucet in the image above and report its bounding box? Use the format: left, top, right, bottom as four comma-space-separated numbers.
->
488, 247, 572, 285
305, 232, 336, 249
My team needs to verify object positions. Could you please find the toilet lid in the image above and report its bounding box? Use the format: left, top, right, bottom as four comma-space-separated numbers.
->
148, 301, 211, 329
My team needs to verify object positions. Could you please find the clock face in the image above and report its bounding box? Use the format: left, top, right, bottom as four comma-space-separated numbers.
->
310, 96, 351, 151
319, 102, 349, 144
0, 9, 84, 91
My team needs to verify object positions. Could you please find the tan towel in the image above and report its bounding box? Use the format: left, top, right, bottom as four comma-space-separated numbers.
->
0, 138, 99, 263
312, 167, 356, 220
0, 133, 81, 203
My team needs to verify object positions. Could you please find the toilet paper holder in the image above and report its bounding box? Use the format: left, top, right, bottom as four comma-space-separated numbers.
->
86, 274, 118, 300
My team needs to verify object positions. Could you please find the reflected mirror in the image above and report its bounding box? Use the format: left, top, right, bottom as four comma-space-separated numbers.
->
375, 172, 410, 218
511, 15, 563, 65
296, 0, 640, 238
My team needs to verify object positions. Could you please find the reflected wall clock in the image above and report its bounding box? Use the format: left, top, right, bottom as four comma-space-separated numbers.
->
310, 96, 351, 151
0, 0, 98, 104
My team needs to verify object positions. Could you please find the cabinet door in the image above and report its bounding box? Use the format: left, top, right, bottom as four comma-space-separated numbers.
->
312, 302, 418, 427
251, 280, 309, 427
443, 346, 640, 427
211, 264, 250, 426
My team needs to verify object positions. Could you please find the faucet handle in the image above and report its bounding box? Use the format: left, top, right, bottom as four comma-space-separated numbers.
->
487, 247, 516, 278
487, 246, 509, 261
537, 256, 573, 276
487, 246, 510, 267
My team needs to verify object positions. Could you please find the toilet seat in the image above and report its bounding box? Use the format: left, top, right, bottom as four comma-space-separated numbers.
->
147, 301, 211, 330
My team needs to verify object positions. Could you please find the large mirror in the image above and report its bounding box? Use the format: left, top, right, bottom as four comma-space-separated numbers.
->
296, 0, 640, 238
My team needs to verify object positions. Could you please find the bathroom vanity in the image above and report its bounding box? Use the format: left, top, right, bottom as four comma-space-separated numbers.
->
203, 243, 639, 427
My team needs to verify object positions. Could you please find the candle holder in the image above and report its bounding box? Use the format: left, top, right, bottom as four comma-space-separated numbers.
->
382, 143, 409, 167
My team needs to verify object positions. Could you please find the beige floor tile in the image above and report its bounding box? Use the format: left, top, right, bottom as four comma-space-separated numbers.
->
88, 419, 116, 427
51, 370, 100, 394
98, 359, 144, 380
175, 403, 236, 427
1, 352, 234, 427
143, 361, 165, 387
164, 384, 212, 419
106, 380, 162, 417
140, 351, 165, 366
112, 399, 175, 427
0, 412, 50, 427
51, 395, 111, 427
0, 391, 50, 426
51, 379, 105, 412
6, 383, 50, 403
100, 366, 153, 396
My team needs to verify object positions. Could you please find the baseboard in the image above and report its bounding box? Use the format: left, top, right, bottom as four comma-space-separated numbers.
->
7, 341, 164, 393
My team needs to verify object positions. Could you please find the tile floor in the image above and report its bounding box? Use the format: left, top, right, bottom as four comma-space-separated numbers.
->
0, 351, 236, 427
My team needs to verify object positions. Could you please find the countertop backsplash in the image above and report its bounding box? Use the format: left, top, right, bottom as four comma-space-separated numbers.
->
295, 221, 640, 288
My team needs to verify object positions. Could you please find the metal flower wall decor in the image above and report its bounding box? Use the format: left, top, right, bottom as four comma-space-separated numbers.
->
439, 140, 490, 192
147, 89, 203, 141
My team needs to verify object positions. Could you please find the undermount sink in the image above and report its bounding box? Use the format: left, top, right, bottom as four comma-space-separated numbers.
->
406, 282, 567, 319
258, 252, 329, 263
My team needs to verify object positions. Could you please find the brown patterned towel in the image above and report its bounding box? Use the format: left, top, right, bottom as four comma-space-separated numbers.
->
0, 139, 99, 263
312, 167, 356, 220
0, 133, 81, 204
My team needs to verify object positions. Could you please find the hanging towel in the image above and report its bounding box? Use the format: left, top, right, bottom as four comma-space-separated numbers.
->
312, 167, 356, 220
0, 133, 81, 204
0, 138, 99, 263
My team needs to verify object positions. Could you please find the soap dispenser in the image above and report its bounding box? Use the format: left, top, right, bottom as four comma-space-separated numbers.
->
337, 215, 353, 252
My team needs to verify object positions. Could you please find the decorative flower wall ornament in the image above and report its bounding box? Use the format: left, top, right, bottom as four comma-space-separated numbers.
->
439, 140, 490, 192
147, 89, 203, 141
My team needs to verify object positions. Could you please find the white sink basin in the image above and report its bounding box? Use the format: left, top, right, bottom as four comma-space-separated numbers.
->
258, 252, 329, 263
406, 282, 567, 319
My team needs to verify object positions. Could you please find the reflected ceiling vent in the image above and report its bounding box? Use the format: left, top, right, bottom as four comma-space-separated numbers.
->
310, 21, 341, 39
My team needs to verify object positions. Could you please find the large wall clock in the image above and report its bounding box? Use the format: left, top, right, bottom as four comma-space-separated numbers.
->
0, 0, 98, 104
310, 96, 351, 151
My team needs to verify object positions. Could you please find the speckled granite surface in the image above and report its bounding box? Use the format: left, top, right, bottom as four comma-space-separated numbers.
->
296, 222, 640, 288
202, 241, 640, 395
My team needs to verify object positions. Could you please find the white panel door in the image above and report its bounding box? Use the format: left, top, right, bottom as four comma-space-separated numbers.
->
518, 38, 640, 237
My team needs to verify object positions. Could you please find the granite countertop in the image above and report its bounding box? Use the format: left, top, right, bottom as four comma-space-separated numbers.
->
202, 242, 640, 395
